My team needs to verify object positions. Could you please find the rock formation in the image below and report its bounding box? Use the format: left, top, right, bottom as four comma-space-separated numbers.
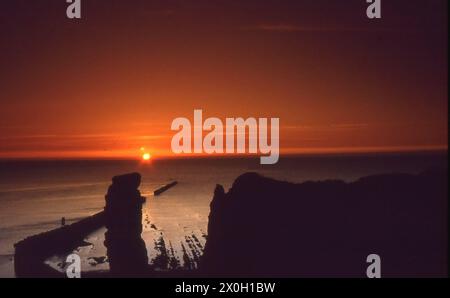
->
104, 172, 149, 276
200, 169, 447, 277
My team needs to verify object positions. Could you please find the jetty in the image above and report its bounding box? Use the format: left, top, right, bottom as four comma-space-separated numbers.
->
14, 211, 105, 277
153, 181, 178, 196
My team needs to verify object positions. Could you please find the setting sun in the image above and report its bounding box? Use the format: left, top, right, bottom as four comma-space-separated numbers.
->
142, 153, 151, 160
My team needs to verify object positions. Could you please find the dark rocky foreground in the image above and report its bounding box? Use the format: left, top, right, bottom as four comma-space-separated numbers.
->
200, 170, 448, 277
14, 169, 447, 277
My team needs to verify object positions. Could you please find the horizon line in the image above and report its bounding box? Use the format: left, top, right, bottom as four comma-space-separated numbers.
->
0, 147, 447, 162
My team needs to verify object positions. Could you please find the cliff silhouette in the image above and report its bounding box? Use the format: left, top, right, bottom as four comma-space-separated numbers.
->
200, 169, 447, 277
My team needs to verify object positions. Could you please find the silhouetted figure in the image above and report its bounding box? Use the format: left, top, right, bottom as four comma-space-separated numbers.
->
61, 217, 65, 226
104, 173, 148, 276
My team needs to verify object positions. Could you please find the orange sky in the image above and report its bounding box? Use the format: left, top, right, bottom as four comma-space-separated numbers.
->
0, 0, 447, 159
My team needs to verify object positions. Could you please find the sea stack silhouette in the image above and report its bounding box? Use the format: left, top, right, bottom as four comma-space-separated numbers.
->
104, 172, 149, 276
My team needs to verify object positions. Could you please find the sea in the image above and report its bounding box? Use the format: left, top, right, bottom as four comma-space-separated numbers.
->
0, 152, 447, 277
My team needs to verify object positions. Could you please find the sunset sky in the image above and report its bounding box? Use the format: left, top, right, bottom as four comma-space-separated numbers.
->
0, 0, 447, 159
